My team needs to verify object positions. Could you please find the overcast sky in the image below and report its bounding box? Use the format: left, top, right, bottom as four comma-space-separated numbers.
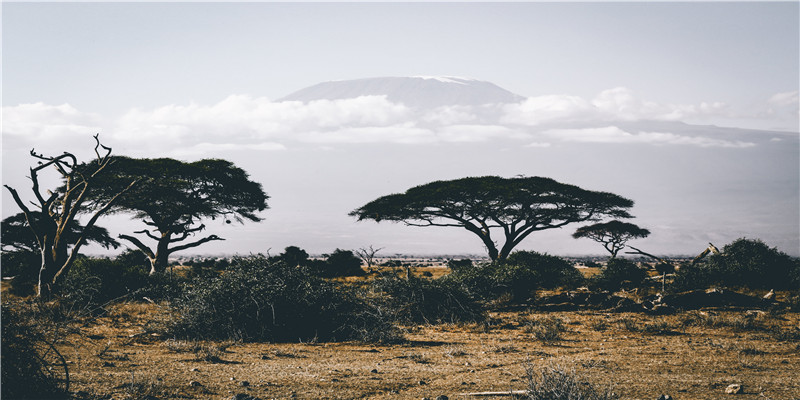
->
3, 2, 799, 257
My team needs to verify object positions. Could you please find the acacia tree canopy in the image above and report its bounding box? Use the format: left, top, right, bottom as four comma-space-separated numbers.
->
90, 156, 269, 274
349, 176, 635, 261
572, 220, 650, 258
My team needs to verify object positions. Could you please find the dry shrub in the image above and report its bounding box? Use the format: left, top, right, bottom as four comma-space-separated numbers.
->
525, 316, 567, 343
166, 255, 401, 343
525, 363, 619, 400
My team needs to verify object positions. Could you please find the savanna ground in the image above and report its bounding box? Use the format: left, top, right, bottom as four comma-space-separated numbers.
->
12, 266, 800, 400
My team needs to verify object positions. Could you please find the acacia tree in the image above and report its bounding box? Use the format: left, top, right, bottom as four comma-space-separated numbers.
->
93, 157, 269, 274
350, 176, 635, 262
3, 135, 136, 297
356, 245, 384, 270
572, 220, 650, 258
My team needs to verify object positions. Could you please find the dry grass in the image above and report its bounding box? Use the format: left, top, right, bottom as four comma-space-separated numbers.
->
30, 301, 800, 400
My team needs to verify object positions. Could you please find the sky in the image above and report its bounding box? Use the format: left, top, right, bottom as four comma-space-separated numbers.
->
2, 2, 799, 258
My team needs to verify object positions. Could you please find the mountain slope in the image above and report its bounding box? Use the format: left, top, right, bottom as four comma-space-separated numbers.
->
279, 76, 526, 109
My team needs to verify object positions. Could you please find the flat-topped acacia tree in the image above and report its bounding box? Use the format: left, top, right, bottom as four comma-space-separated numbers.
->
90, 157, 268, 274
349, 176, 635, 262
572, 220, 651, 258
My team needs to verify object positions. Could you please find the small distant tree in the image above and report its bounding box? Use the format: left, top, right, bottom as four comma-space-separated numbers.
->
350, 176, 635, 262
356, 245, 383, 270
311, 249, 364, 277
90, 157, 268, 274
274, 246, 310, 267
572, 220, 650, 258
3, 135, 136, 298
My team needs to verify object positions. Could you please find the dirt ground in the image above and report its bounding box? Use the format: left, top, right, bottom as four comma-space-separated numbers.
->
59, 302, 800, 400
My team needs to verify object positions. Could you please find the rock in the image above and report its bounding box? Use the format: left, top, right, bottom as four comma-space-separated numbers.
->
189, 368, 199, 372
189, 381, 202, 387
371, 368, 378, 373
436, 396, 449, 400
725, 384, 742, 394
762, 289, 775, 301
239, 381, 250, 387
657, 395, 673, 400
419, 380, 427, 385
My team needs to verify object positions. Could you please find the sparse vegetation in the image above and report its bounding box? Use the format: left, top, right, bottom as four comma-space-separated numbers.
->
525, 316, 567, 343
524, 363, 619, 400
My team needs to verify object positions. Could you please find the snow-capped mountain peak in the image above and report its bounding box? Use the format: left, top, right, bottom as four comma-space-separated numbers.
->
279, 76, 525, 109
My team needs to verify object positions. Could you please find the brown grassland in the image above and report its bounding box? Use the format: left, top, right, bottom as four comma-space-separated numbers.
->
5, 267, 800, 400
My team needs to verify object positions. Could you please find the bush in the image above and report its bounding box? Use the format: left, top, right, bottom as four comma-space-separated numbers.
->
525, 363, 618, 400
371, 271, 486, 324
2, 250, 40, 297
592, 258, 647, 291
446, 252, 583, 302
166, 255, 399, 343
57, 256, 150, 308
309, 249, 365, 277
503, 251, 584, 290
1, 303, 69, 399
673, 238, 799, 291
709, 238, 798, 290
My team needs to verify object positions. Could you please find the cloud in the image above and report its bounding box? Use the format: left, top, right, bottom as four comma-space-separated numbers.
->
502, 88, 732, 126
543, 126, 756, 148
168, 141, 287, 158
1, 102, 103, 141
768, 90, 799, 107
2, 88, 773, 156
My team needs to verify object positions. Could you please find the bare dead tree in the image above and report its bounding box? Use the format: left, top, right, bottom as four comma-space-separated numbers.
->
355, 245, 384, 271
3, 135, 136, 298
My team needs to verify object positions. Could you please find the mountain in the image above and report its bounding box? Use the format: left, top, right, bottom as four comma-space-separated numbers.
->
279, 76, 526, 109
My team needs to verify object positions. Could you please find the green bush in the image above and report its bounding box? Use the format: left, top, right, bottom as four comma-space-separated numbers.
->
673, 238, 799, 291
166, 255, 399, 343
58, 256, 150, 308
309, 249, 365, 277
445, 251, 583, 302
709, 238, 798, 290
503, 251, 584, 290
592, 258, 647, 291
371, 271, 486, 324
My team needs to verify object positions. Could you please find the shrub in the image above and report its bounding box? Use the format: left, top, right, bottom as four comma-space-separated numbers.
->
675, 238, 799, 291
592, 258, 647, 291
503, 251, 584, 290
309, 249, 365, 277
525, 316, 567, 343
2, 250, 40, 297
708, 238, 798, 290
525, 363, 618, 400
371, 271, 486, 324
445, 251, 583, 302
166, 255, 399, 343
58, 256, 150, 308
1, 303, 69, 399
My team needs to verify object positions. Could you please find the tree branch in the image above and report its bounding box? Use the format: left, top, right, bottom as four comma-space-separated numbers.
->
118, 234, 156, 259
169, 234, 225, 253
